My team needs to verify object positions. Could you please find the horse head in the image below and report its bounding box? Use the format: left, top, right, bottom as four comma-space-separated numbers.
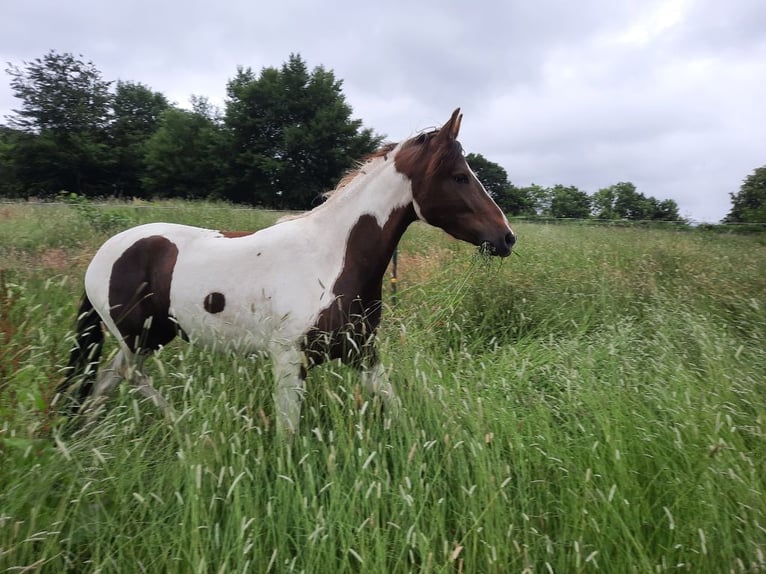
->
395, 108, 516, 256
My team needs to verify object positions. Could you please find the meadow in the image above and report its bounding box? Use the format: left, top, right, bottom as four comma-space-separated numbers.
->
1, 200, 764, 573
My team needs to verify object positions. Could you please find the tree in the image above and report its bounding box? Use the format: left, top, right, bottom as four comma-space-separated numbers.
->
6, 51, 112, 134
224, 54, 381, 208
142, 104, 227, 199
591, 185, 617, 219
465, 152, 510, 199
549, 184, 591, 219
592, 182, 682, 222
0, 127, 23, 197
5, 51, 113, 196
109, 81, 169, 196
610, 182, 649, 220
465, 152, 532, 215
596, 181, 653, 220
725, 166, 766, 223
522, 184, 553, 217
646, 197, 682, 221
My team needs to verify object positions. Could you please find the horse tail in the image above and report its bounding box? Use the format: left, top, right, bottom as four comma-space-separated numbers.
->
56, 293, 104, 407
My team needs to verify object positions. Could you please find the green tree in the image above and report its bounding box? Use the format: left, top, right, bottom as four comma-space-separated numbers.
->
109, 81, 169, 197
595, 181, 653, 220
591, 186, 617, 219
610, 182, 648, 220
0, 127, 23, 197
5, 51, 113, 196
724, 166, 766, 223
142, 103, 227, 199
6, 51, 112, 134
593, 182, 682, 222
465, 152, 532, 215
549, 184, 591, 219
521, 184, 553, 217
465, 152, 510, 199
645, 197, 682, 221
224, 54, 381, 208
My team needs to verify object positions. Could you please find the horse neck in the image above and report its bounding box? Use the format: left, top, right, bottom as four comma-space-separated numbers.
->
310, 157, 417, 293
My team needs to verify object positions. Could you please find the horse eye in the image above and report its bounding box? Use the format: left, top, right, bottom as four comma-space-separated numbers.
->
453, 174, 470, 184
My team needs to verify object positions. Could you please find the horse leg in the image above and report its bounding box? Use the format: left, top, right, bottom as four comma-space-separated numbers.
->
81, 348, 129, 417
126, 353, 173, 415
89, 346, 172, 416
76, 348, 126, 424
361, 362, 401, 419
270, 344, 306, 437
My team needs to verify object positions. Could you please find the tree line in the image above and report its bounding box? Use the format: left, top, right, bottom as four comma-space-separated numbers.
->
1, 50, 763, 222
1, 51, 380, 210
467, 153, 683, 221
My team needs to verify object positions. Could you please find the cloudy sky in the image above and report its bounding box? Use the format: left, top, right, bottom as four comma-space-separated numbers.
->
2, 0, 765, 222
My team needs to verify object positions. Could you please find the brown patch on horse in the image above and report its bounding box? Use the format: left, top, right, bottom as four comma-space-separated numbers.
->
393, 108, 514, 255
108, 236, 180, 353
394, 133, 464, 183
304, 205, 417, 366
219, 230, 254, 238
203, 292, 226, 314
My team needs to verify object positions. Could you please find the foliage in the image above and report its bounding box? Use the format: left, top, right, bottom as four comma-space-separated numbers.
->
59, 192, 135, 233
594, 181, 683, 222
224, 54, 382, 208
5, 50, 112, 134
4, 51, 114, 197
0, 127, 23, 197
523, 184, 553, 216
651, 197, 681, 221
109, 81, 170, 197
461, 173, 678, 222
614, 181, 647, 219
142, 106, 228, 199
0, 51, 380, 208
0, 202, 764, 572
466, 152, 534, 215
725, 165, 766, 223
548, 184, 591, 218
591, 185, 617, 219
0, 50, 705, 220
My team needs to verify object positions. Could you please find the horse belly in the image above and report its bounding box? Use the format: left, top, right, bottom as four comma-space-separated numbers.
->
170, 294, 283, 353
168, 263, 330, 355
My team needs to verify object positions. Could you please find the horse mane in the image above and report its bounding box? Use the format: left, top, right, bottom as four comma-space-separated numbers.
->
328, 142, 399, 197
278, 127, 460, 223
327, 127, 463, 199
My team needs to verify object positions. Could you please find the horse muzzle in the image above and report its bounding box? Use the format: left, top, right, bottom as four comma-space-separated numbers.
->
480, 231, 516, 257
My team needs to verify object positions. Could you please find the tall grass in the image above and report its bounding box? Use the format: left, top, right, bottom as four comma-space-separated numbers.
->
1, 202, 764, 572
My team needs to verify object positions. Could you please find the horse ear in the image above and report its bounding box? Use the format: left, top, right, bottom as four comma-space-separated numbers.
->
441, 108, 462, 141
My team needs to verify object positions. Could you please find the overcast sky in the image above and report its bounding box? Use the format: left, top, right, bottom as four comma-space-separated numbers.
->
3, 0, 765, 222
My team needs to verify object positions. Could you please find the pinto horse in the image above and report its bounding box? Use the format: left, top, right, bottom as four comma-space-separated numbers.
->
57, 109, 516, 435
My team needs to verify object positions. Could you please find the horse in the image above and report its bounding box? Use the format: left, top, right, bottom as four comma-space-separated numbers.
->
57, 108, 516, 436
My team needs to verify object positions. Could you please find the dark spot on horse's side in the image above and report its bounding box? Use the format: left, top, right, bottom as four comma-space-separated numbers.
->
220, 230, 254, 238
257, 252, 261, 256
203, 292, 226, 314
108, 236, 180, 353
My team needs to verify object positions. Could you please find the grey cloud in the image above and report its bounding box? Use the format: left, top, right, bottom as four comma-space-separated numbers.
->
2, 0, 764, 222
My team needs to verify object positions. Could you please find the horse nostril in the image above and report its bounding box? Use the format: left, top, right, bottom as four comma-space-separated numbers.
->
505, 232, 516, 247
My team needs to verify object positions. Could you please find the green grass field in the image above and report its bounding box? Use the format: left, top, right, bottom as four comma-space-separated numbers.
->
1, 200, 765, 572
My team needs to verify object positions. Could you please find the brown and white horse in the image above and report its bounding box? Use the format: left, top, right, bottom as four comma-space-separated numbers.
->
58, 109, 516, 435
